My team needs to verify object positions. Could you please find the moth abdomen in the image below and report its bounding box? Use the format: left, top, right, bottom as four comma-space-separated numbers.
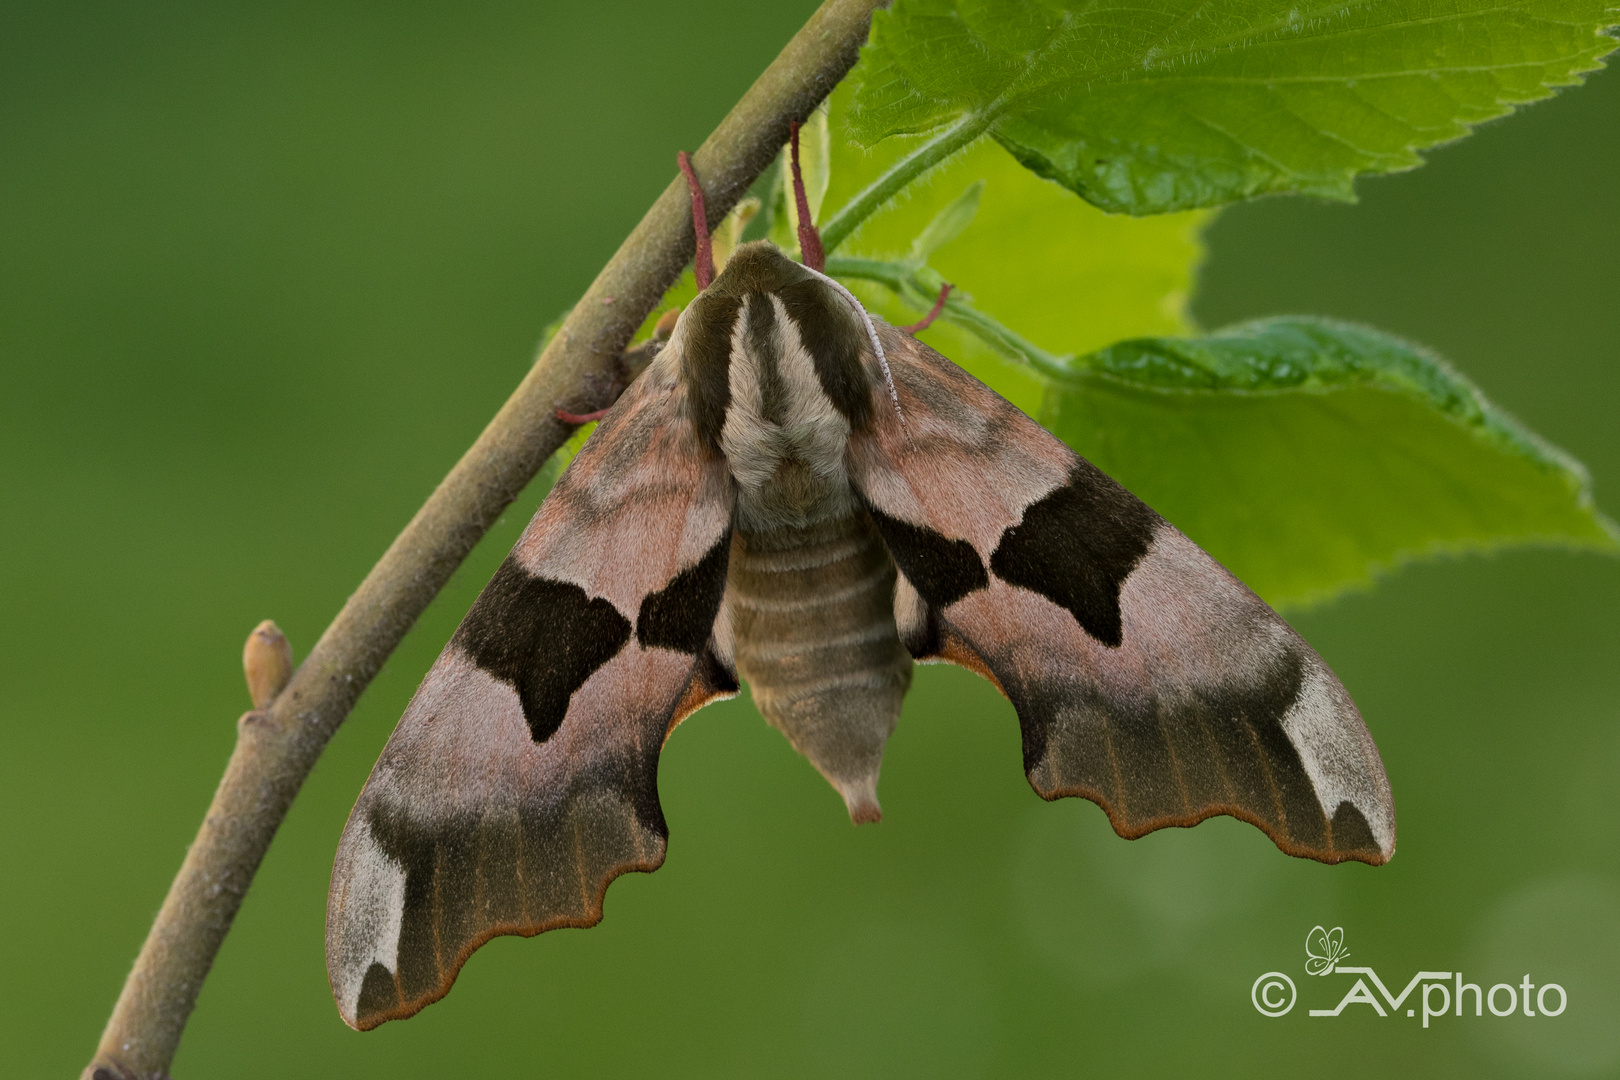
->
726, 510, 912, 823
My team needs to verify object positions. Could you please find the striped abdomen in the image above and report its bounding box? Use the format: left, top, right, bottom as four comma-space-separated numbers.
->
725, 508, 912, 822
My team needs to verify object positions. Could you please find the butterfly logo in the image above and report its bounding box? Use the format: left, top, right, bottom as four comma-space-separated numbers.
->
1305, 925, 1349, 976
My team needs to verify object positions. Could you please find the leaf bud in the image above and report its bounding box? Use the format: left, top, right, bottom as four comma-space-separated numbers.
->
243, 620, 293, 709
653, 308, 680, 340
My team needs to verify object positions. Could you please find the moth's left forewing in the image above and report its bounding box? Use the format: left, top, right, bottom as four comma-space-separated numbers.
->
327, 353, 737, 1030
849, 328, 1395, 866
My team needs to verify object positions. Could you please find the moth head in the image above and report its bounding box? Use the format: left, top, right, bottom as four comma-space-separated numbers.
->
673, 241, 898, 450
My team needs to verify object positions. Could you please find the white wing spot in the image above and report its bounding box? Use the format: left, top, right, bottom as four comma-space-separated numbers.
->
333, 819, 407, 1018
1281, 659, 1395, 857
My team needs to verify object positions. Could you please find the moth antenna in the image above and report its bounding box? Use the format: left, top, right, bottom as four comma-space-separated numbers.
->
789, 120, 825, 273
801, 263, 904, 428
789, 123, 899, 427
677, 151, 714, 290
900, 282, 953, 334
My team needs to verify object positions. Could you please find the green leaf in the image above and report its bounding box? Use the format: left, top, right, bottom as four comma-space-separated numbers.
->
908, 179, 984, 262
821, 85, 1211, 412
849, 0, 1620, 214
1041, 318, 1619, 607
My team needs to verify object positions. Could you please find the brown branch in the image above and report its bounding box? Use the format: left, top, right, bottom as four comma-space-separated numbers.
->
82, 3, 885, 1076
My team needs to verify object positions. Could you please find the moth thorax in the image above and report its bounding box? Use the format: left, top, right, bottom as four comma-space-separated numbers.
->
719, 286, 857, 534
733, 462, 854, 535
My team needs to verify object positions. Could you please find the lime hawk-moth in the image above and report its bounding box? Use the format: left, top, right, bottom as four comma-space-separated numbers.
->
326, 134, 1396, 1030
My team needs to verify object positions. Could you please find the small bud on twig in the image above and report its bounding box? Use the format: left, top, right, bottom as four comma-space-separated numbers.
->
243, 620, 293, 709
83, 4, 883, 1073
654, 308, 680, 340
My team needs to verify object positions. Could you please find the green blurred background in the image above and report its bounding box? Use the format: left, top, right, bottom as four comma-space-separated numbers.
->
2, 2, 1616, 1076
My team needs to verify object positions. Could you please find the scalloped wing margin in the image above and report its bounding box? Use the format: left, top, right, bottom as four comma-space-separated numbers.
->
326, 354, 737, 1030
849, 326, 1396, 866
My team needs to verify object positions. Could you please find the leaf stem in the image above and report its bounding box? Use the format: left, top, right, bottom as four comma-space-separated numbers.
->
81, 4, 886, 1078
826, 254, 1072, 377
818, 110, 991, 254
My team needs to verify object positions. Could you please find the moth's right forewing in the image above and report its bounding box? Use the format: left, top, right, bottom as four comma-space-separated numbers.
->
327, 352, 737, 1031
849, 329, 1395, 867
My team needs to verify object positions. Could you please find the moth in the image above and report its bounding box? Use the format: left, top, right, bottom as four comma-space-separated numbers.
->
326, 133, 1396, 1031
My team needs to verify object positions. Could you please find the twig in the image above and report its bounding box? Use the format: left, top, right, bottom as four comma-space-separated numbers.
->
818, 110, 991, 255
82, 3, 884, 1076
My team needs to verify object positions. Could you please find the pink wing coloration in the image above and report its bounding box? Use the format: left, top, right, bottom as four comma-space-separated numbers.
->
848, 326, 1395, 866
327, 350, 736, 1030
